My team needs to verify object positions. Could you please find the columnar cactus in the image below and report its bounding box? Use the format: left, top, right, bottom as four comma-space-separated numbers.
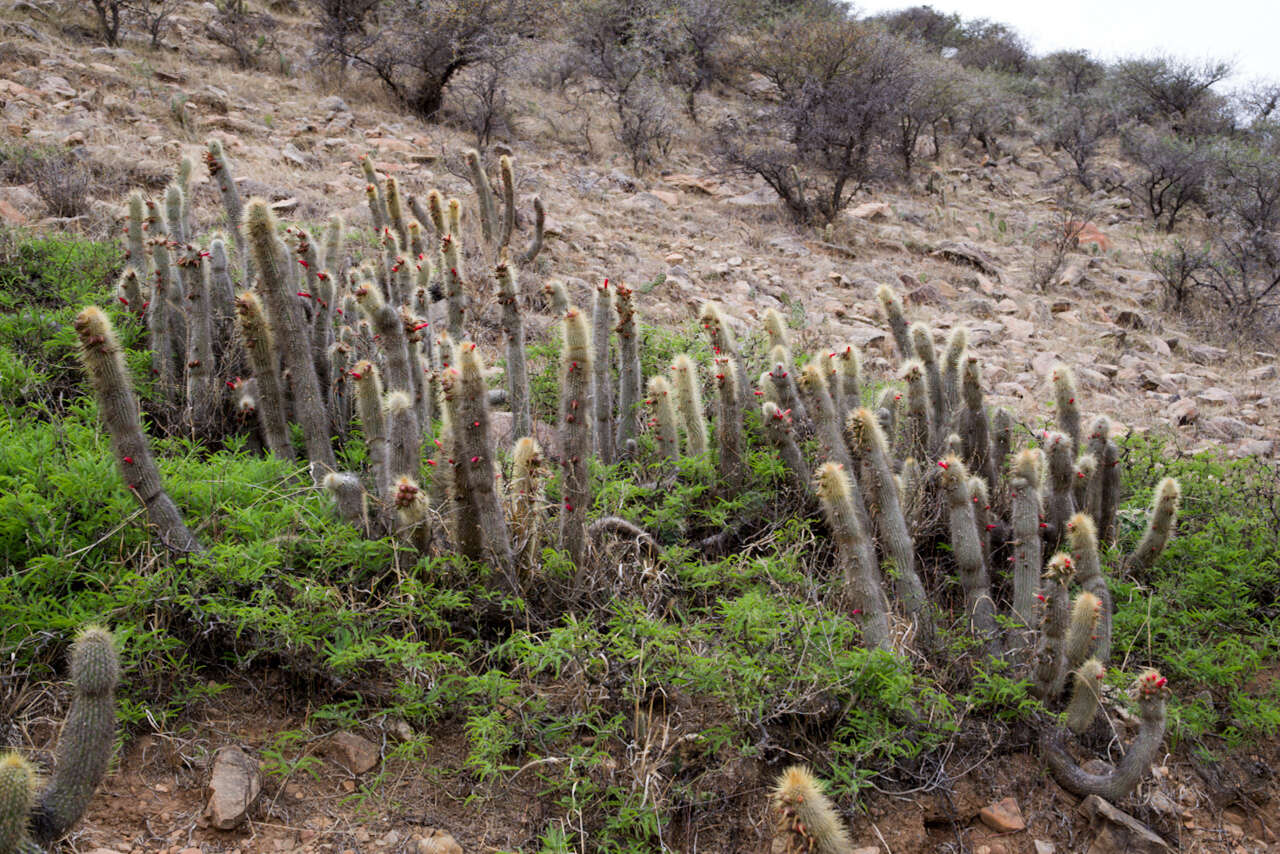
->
900, 360, 932, 462
592, 279, 615, 464
1125, 478, 1181, 574
713, 356, 744, 488
942, 326, 967, 414
1053, 364, 1082, 456
911, 324, 947, 430
670, 354, 708, 458
699, 303, 750, 411
442, 232, 466, 338
646, 375, 680, 462
351, 360, 390, 504
560, 308, 593, 572
456, 343, 516, 577
613, 282, 642, 455
1064, 659, 1106, 734
205, 139, 246, 277
465, 149, 499, 247
1044, 670, 1171, 800
324, 471, 369, 532
771, 766, 855, 854
508, 437, 546, 570
939, 456, 998, 644
829, 345, 862, 419
495, 261, 531, 439
74, 307, 202, 553
1032, 553, 1075, 699
761, 401, 807, 489
1009, 450, 1043, 629
876, 284, 913, 359
815, 462, 891, 650
245, 199, 336, 477
234, 292, 294, 461
845, 408, 929, 633
1, 627, 119, 853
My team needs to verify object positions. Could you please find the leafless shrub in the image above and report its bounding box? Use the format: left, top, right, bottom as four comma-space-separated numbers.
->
88, 0, 124, 46
206, 0, 279, 70
1112, 54, 1234, 135
1120, 127, 1212, 231
32, 152, 93, 219
317, 0, 547, 119
1041, 92, 1114, 190
1039, 49, 1105, 95
719, 12, 912, 223
308, 0, 379, 82
451, 50, 517, 149
130, 0, 179, 48
1144, 238, 1210, 310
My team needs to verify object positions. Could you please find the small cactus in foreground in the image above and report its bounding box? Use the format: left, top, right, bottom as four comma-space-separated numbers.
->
1, 627, 119, 853
771, 766, 854, 854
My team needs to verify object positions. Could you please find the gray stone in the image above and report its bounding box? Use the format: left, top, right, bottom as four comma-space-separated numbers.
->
1082, 795, 1168, 853
326, 731, 380, 774
204, 746, 261, 830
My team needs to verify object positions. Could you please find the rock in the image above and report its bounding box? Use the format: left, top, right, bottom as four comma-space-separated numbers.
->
649, 189, 679, 207
319, 95, 350, 114
1196, 387, 1238, 407
1081, 795, 1169, 853
281, 143, 311, 168
1167, 397, 1197, 425
930, 240, 1001, 279
979, 797, 1026, 833
1247, 364, 1277, 382
1205, 416, 1250, 440
1188, 344, 1229, 365
326, 731, 380, 774
204, 746, 261, 830
417, 829, 463, 854
1148, 790, 1178, 816
1034, 842, 1055, 854
1234, 439, 1274, 457
1002, 317, 1034, 339
848, 201, 893, 221
39, 75, 75, 98
270, 197, 299, 213
664, 253, 685, 265
725, 186, 777, 208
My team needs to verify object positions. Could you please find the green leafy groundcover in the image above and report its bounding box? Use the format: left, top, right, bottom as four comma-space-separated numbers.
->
3, 233, 1277, 849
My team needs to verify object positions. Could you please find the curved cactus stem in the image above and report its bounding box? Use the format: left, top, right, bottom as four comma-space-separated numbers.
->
1045, 670, 1170, 801
816, 462, 892, 650
1064, 658, 1106, 735
1125, 478, 1181, 575
761, 401, 808, 491
876, 284, 914, 361
74, 308, 203, 553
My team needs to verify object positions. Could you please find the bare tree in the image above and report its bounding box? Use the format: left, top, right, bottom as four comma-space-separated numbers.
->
1121, 128, 1212, 231
1043, 92, 1114, 190
322, 0, 546, 119
720, 13, 911, 223
1040, 49, 1104, 95
890, 49, 962, 176
1114, 55, 1234, 130
88, 0, 125, 45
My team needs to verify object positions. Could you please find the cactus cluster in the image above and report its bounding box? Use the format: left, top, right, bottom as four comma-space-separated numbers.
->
81, 143, 1186, 810
1, 627, 119, 854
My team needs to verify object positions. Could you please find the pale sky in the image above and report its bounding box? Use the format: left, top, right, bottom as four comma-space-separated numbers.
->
852, 0, 1280, 85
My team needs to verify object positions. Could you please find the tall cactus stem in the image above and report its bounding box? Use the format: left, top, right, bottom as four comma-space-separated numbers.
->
815, 462, 892, 650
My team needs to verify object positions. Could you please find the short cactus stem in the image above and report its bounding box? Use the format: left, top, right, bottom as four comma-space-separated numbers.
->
543, 278, 569, 316
1069, 514, 1113, 662
991, 407, 1014, 480
592, 279, 616, 464
797, 361, 852, 470
831, 344, 862, 419
771, 766, 856, 854
875, 386, 899, 440
0, 752, 36, 854
457, 343, 516, 578
670, 354, 708, 458
960, 355, 997, 492
508, 437, 547, 571
360, 154, 389, 230
1125, 478, 1181, 575
425, 188, 446, 235
1065, 659, 1106, 734
613, 282, 642, 454
324, 471, 369, 532
1045, 669, 1171, 801
385, 176, 408, 249
124, 191, 147, 270
466, 149, 498, 247
560, 308, 593, 573
815, 462, 892, 650
1043, 431, 1076, 543
876, 284, 913, 359
942, 326, 967, 414
646, 375, 680, 462
234, 292, 294, 461
1010, 449, 1043, 630
940, 455, 998, 645
900, 360, 932, 461
208, 236, 235, 329
1064, 589, 1102, 669
762, 307, 790, 352
699, 303, 750, 408
393, 475, 432, 552
205, 138, 248, 278
1072, 453, 1096, 510
351, 360, 390, 503
74, 307, 202, 553
1053, 364, 1082, 455
245, 199, 336, 478
846, 408, 929, 631
1032, 553, 1075, 699
767, 346, 807, 424
498, 155, 516, 249
118, 267, 145, 320
520, 195, 545, 264
496, 261, 531, 439
442, 232, 466, 338
911, 324, 947, 430
713, 356, 745, 488
25, 626, 120, 848
761, 401, 807, 489
383, 391, 422, 489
